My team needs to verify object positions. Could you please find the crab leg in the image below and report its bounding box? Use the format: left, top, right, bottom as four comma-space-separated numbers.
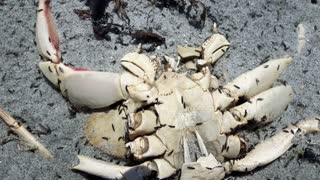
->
36, 0, 159, 108
73, 155, 176, 179
212, 57, 292, 111
39, 61, 160, 108
36, 0, 61, 63
40, 62, 133, 108
221, 85, 293, 134
224, 118, 320, 173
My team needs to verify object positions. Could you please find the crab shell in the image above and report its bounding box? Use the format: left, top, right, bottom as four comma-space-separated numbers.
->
84, 69, 220, 169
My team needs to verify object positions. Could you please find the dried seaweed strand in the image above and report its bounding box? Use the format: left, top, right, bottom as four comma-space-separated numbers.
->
0, 107, 54, 159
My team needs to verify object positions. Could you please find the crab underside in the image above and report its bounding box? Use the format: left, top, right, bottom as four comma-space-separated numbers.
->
34, 0, 320, 179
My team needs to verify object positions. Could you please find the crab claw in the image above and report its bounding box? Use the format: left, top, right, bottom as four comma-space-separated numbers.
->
198, 33, 230, 66
39, 60, 159, 108
121, 52, 158, 83
73, 155, 176, 179
39, 61, 147, 108
36, 0, 61, 63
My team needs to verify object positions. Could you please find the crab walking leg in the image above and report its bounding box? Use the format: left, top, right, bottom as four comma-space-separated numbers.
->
73, 155, 176, 179
221, 85, 293, 134
0, 107, 53, 159
36, 0, 61, 63
224, 118, 320, 173
212, 57, 292, 111
39, 61, 158, 108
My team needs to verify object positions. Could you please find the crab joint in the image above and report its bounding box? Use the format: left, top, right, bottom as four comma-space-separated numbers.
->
127, 83, 158, 103
128, 110, 158, 139
190, 67, 211, 91
126, 135, 166, 160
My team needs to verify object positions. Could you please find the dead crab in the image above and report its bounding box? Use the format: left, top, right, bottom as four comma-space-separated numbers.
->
35, 0, 319, 179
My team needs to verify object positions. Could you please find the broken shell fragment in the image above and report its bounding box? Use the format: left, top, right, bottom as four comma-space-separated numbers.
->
177, 45, 201, 60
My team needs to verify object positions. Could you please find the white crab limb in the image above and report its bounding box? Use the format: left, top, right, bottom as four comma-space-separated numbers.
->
36, 0, 61, 63
121, 52, 157, 83
40, 62, 125, 108
126, 135, 167, 160
221, 85, 293, 133
39, 61, 159, 108
224, 118, 320, 173
73, 156, 175, 179
177, 45, 201, 60
128, 110, 158, 139
0, 107, 53, 159
199, 33, 230, 65
73, 155, 129, 179
212, 57, 292, 111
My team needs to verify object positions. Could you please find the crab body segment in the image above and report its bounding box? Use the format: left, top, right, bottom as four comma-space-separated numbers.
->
35, 0, 320, 179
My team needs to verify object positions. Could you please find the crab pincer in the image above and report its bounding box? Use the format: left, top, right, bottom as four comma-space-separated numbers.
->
36, 0, 61, 63
38, 56, 158, 108
36, 1, 158, 108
